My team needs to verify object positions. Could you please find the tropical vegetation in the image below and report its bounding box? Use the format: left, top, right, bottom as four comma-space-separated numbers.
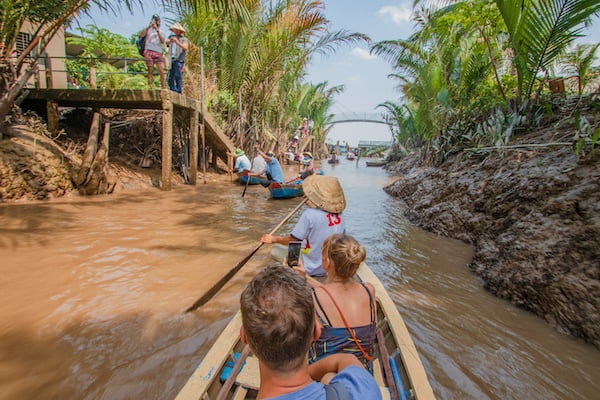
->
0, 0, 367, 156
372, 0, 600, 163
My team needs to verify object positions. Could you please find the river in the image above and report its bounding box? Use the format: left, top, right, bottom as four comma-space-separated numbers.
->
0, 158, 598, 399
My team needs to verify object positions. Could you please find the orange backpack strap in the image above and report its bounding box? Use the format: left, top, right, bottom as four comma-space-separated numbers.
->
317, 285, 373, 361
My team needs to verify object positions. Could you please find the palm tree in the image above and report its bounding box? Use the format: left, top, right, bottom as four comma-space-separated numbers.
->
496, 0, 600, 103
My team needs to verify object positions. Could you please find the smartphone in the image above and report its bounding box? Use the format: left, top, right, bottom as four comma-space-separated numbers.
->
287, 241, 302, 267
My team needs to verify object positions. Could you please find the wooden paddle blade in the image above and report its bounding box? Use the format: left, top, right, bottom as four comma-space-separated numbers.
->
185, 243, 264, 312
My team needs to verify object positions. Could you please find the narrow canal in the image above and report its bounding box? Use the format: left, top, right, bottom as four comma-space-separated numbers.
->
0, 158, 598, 399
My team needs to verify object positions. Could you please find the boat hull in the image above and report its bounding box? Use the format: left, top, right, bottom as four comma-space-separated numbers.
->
237, 174, 263, 185
269, 181, 304, 199
175, 264, 436, 400
366, 160, 386, 167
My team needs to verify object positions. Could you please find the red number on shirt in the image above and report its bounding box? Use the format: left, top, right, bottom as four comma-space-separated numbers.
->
326, 213, 341, 227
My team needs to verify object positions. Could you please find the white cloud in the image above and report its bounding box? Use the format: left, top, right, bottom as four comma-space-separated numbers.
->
377, 5, 413, 24
352, 47, 377, 60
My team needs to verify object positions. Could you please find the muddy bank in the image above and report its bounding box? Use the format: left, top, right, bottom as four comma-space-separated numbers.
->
384, 116, 600, 347
0, 112, 226, 203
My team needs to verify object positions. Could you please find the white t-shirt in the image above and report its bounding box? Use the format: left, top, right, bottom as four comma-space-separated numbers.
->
291, 208, 345, 276
144, 28, 164, 53
251, 155, 266, 174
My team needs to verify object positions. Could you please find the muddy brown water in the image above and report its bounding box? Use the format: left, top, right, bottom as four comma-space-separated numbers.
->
1, 160, 598, 400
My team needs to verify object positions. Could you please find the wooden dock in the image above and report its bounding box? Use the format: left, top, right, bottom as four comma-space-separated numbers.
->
22, 88, 235, 190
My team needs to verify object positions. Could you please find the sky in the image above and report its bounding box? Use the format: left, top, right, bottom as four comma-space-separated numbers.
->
75, 1, 600, 147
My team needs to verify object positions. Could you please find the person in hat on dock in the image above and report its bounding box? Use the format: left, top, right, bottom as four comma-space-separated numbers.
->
260, 175, 346, 277
166, 22, 189, 93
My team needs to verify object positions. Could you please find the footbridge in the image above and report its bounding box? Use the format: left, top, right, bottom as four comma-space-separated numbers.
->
328, 112, 394, 127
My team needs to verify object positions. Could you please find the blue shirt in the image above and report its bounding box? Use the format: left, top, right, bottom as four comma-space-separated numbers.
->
235, 154, 251, 171
266, 157, 284, 183
266, 366, 381, 399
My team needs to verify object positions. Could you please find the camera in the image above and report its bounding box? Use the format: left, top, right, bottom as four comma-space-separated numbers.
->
287, 241, 302, 267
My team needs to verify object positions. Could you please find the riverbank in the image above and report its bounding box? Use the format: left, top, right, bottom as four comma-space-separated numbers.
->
0, 111, 227, 203
383, 106, 600, 347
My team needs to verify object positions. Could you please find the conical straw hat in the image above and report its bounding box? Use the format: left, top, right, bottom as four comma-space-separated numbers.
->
303, 175, 346, 213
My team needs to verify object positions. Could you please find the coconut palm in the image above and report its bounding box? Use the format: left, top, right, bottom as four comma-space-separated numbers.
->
496, 0, 600, 102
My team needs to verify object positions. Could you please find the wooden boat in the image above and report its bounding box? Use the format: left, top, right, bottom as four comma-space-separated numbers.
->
327, 157, 340, 164
175, 264, 436, 400
237, 173, 264, 185
269, 180, 304, 199
366, 159, 386, 167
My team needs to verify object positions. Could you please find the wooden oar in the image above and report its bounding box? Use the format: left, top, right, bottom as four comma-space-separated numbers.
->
185, 197, 307, 312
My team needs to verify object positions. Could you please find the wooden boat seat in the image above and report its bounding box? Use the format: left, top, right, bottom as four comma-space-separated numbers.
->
235, 356, 260, 390
235, 356, 390, 399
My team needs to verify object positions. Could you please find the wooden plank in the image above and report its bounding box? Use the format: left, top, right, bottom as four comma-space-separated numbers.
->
358, 264, 436, 400
232, 386, 248, 400
235, 356, 260, 390
161, 94, 173, 191
175, 313, 243, 400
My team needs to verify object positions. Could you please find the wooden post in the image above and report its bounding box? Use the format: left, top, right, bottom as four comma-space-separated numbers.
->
46, 100, 59, 134
200, 47, 207, 184
45, 56, 54, 89
76, 111, 101, 186
162, 91, 173, 190
89, 66, 97, 89
189, 106, 198, 185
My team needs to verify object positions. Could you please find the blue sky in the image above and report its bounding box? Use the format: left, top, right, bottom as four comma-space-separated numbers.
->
75, 1, 600, 147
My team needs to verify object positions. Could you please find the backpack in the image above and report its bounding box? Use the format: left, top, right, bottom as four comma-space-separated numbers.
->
136, 35, 146, 56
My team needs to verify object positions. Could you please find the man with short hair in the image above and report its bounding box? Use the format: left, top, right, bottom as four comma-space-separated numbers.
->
140, 14, 167, 89
240, 265, 381, 399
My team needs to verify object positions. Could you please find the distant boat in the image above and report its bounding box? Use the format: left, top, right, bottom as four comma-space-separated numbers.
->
327, 154, 340, 164
366, 159, 386, 167
269, 180, 304, 199
346, 152, 356, 160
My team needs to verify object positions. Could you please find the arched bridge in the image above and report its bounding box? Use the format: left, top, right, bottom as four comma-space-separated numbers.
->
328, 112, 394, 127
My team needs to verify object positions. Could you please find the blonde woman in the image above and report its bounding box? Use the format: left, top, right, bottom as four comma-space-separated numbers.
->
300, 234, 376, 372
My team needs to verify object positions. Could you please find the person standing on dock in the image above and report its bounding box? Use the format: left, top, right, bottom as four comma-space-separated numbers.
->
140, 14, 167, 89
166, 22, 189, 94
240, 265, 381, 399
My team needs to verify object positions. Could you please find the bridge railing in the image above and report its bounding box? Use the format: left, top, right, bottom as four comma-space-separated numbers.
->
328, 112, 394, 125
11, 55, 152, 89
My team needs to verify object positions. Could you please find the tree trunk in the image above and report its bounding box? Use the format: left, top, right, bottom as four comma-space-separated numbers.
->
76, 112, 101, 185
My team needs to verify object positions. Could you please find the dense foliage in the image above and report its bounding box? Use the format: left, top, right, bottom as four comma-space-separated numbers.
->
372, 0, 600, 163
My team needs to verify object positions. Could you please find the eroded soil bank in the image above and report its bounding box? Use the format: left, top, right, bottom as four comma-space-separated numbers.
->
384, 113, 600, 347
